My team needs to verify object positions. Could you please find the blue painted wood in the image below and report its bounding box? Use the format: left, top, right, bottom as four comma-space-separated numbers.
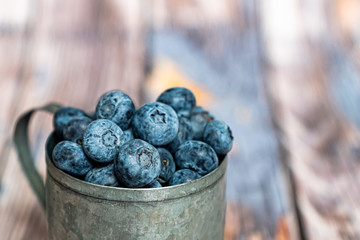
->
149, 25, 289, 237
329, 49, 360, 127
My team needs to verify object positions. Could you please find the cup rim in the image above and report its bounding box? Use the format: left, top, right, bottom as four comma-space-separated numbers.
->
46, 132, 228, 202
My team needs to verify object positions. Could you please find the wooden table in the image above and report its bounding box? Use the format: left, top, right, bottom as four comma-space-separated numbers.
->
1, 0, 360, 239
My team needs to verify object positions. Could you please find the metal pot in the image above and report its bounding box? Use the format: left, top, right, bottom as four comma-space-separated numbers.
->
14, 104, 227, 240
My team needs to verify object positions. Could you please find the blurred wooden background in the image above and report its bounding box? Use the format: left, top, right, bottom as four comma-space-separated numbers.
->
1, 0, 360, 239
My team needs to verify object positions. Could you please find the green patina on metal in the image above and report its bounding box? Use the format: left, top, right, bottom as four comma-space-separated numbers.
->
46, 133, 227, 240
14, 104, 228, 240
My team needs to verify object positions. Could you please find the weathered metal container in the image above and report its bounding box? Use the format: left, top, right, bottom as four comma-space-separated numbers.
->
14, 104, 227, 240
45, 133, 227, 240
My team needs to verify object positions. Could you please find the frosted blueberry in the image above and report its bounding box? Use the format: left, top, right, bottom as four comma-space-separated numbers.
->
167, 117, 193, 154
175, 140, 218, 176
114, 139, 161, 188
63, 116, 92, 144
123, 129, 134, 143
83, 119, 124, 164
52, 141, 93, 178
132, 102, 179, 146
85, 164, 119, 187
168, 169, 201, 186
156, 148, 176, 184
156, 87, 196, 113
190, 106, 214, 140
53, 107, 87, 138
95, 90, 135, 130
203, 120, 233, 155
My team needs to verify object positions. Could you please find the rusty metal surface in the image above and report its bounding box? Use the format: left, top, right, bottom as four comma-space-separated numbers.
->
45, 133, 227, 240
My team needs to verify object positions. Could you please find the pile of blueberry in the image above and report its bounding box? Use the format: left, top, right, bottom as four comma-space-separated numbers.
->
51, 87, 233, 188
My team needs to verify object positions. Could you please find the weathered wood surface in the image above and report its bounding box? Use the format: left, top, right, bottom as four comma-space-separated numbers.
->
145, 1, 297, 239
2, 0, 360, 239
0, 1, 297, 239
260, 0, 360, 239
0, 1, 146, 239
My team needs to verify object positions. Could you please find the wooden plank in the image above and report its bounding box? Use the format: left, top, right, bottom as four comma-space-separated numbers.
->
0, 0, 33, 189
146, 1, 299, 239
260, 0, 360, 238
0, 0, 147, 239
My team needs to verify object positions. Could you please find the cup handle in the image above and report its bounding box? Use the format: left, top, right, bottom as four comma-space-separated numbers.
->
13, 103, 62, 209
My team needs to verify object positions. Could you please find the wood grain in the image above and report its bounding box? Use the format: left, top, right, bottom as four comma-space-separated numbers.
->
3, 0, 360, 239
0, 0, 147, 239
260, 0, 360, 238
147, 1, 299, 239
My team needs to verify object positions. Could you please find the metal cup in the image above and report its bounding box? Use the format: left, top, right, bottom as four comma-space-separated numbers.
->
14, 104, 228, 240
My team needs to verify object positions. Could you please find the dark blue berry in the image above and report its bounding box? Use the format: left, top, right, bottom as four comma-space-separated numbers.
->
190, 106, 214, 140
157, 148, 176, 184
177, 109, 191, 118
168, 169, 201, 186
63, 116, 92, 144
52, 141, 93, 178
53, 107, 87, 138
156, 87, 196, 113
175, 140, 218, 176
95, 90, 135, 130
203, 120, 233, 155
132, 102, 179, 146
85, 164, 119, 187
123, 129, 134, 143
83, 119, 124, 164
114, 139, 161, 188
167, 117, 193, 154
144, 180, 162, 188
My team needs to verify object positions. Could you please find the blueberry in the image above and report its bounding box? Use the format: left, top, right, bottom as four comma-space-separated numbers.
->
177, 110, 191, 118
144, 180, 162, 188
156, 87, 196, 113
167, 117, 193, 154
175, 140, 218, 176
132, 102, 179, 146
123, 129, 134, 143
53, 107, 87, 138
85, 164, 119, 187
114, 139, 161, 188
168, 169, 201, 186
63, 116, 92, 144
203, 120, 233, 155
157, 148, 176, 184
95, 90, 135, 130
83, 119, 124, 164
190, 106, 214, 140
52, 141, 93, 178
